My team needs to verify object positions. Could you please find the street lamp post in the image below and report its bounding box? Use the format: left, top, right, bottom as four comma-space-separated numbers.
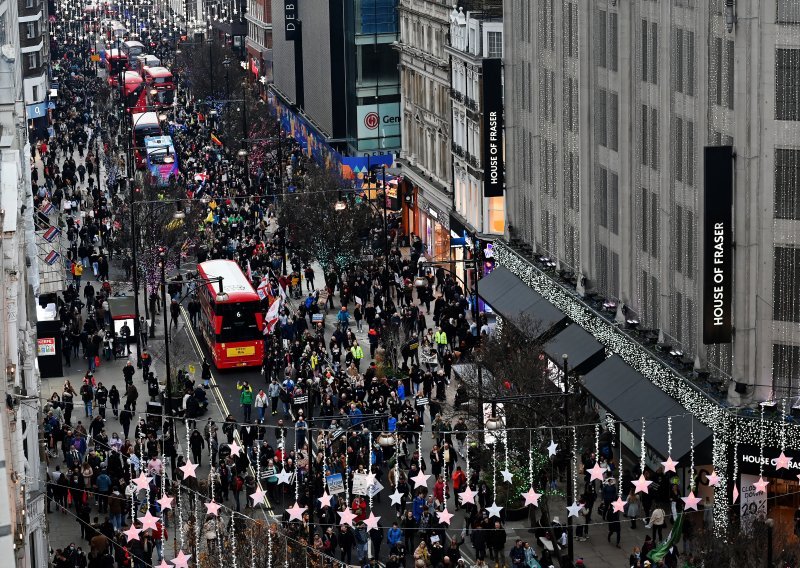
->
563, 354, 574, 566
223, 57, 231, 102
159, 251, 173, 417
207, 37, 214, 96
766, 517, 774, 568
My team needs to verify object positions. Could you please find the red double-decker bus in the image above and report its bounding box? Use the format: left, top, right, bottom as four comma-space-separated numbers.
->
196, 260, 265, 369
142, 66, 175, 108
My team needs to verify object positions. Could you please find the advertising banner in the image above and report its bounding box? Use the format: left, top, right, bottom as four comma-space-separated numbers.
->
326, 473, 345, 495
356, 103, 401, 140
37, 337, 56, 356
740, 473, 767, 533
285, 0, 298, 41
703, 146, 734, 344
481, 58, 504, 197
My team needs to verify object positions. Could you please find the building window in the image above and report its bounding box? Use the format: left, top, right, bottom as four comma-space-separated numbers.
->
641, 105, 659, 169
674, 205, 695, 278
26, 22, 36, 39
31, 85, 38, 102
773, 343, 800, 399
487, 31, 502, 59
594, 88, 618, 151
596, 165, 608, 228
774, 246, 800, 322
674, 28, 695, 96
776, 49, 800, 121
641, 188, 659, 258
775, 148, 800, 220
565, 2, 578, 59
0, 14, 7, 46
594, 10, 618, 71
25, 0, 34, 8
27, 53, 38, 70
641, 20, 658, 84
778, 0, 800, 23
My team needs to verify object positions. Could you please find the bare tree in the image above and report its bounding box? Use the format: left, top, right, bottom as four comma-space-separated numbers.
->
277, 164, 379, 272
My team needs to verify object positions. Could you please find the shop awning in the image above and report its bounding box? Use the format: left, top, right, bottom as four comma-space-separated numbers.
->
478, 266, 568, 338
543, 324, 605, 375
582, 355, 712, 462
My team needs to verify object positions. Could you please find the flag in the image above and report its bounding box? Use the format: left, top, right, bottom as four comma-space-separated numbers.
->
39, 201, 55, 215
44, 250, 60, 265
256, 279, 269, 300
43, 226, 60, 242
210, 133, 223, 147
647, 512, 683, 563
264, 297, 282, 335
247, 260, 253, 282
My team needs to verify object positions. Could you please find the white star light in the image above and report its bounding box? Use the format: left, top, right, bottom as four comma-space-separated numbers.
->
500, 469, 514, 483
486, 502, 503, 519
566, 501, 583, 518
276, 469, 293, 485
318, 491, 332, 508
389, 489, 404, 506
547, 440, 558, 457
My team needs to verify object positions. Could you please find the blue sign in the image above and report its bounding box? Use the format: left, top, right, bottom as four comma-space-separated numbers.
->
26, 101, 48, 119
325, 473, 344, 495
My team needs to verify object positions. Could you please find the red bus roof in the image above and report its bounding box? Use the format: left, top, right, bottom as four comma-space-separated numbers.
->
196, 260, 260, 303
122, 71, 142, 85
108, 48, 127, 59
143, 66, 172, 78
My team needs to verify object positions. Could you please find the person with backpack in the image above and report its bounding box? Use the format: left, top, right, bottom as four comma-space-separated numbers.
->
237, 380, 254, 422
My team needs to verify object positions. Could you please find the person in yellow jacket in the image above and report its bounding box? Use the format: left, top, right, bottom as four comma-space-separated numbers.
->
434, 327, 448, 358
350, 342, 364, 371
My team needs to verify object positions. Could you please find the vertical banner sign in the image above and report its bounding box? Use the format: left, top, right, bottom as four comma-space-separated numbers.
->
482, 58, 504, 197
285, 1, 298, 41
703, 146, 734, 344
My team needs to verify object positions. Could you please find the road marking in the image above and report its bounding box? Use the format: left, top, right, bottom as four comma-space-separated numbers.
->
179, 305, 275, 518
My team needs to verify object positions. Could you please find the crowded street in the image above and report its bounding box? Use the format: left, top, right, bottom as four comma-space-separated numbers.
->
30, 7, 718, 568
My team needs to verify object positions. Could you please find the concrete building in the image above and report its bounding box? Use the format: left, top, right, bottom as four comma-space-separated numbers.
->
502, 0, 800, 402
488, 0, 800, 534
270, 0, 400, 158
446, 1, 504, 278
394, 0, 452, 260
244, 0, 272, 84
18, 0, 48, 128
0, 4, 48, 564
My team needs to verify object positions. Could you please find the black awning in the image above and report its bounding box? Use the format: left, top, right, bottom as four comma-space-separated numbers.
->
582, 355, 712, 462
478, 266, 568, 339
543, 324, 605, 375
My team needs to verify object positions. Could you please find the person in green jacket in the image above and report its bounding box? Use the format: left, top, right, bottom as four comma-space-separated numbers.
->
237, 381, 254, 422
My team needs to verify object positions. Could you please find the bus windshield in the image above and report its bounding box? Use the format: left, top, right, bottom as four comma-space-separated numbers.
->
215, 303, 261, 343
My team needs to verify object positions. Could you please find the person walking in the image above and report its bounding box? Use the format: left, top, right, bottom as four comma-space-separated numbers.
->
649, 504, 666, 543
237, 381, 254, 422
605, 504, 621, 548
255, 388, 268, 423
268, 378, 280, 416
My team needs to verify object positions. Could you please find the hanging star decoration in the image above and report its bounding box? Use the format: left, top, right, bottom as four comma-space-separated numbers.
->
156, 560, 171, 568
566, 501, 583, 518
500, 469, 514, 483
170, 550, 192, 568
459, 485, 477, 506
276, 469, 293, 485
338, 508, 357, 527
250, 487, 267, 506
228, 440, 242, 457
661, 456, 678, 473
390, 489, 404, 506
286, 502, 307, 522
588, 462, 606, 482
156, 495, 173, 511
681, 491, 702, 511
318, 491, 333, 508
178, 460, 198, 479
732, 484, 739, 503
522, 487, 541, 507
706, 471, 720, 487
205, 501, 222, 517
754, 476, 769, 494
123, 525, 142, 543
547, 440, 558, 457
437, 508, 454, 525
632, 474, 652, 494
776, 451, 791, 471
411, 471, 431, 489
365, 472, 377, 487
138, 510, 159, 531
486, 502, 503, 519
611, 497, 626, 513
132, 472, 153, 491
363, 512, 381, 531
